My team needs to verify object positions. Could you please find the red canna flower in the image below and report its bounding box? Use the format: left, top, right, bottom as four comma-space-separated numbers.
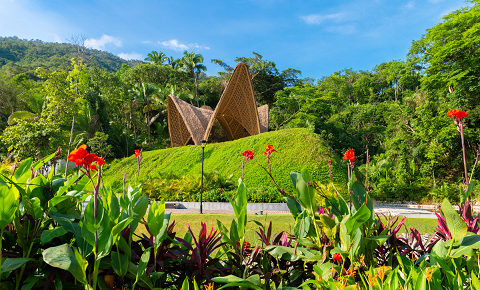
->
135, 149, 141, 157
68, 144, 89, 166
447, 109, 468, 120
242, 150, 254, 160
264, 144, 277, 157
68, 145, 106, 173
343, 149, 355, 162
332, 253, 342, 263
96, 157, 106, 167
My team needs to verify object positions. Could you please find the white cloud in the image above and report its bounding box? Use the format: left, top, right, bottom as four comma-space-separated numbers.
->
85, 34, 122, 50
160, 39, 189, 51
118, 52, 143, 60
141, 40, 152, 44
301, 13, 344, 25
159, 39, 210, 51
405, 1, 414, 9
429, 0, 445, 3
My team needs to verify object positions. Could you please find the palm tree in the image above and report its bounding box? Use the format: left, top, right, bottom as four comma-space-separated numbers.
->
144, 51, 168, 65
167, 56, 182, 70
129, 82, 158, 149
180, 51, 207, 107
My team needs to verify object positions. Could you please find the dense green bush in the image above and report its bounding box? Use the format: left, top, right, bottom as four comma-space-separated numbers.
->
142, 170, 235, 201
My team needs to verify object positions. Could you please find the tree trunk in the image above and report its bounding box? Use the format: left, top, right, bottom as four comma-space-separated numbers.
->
65, 114, 75, 177
193, 71, 199, 107
147, 95, 151, 149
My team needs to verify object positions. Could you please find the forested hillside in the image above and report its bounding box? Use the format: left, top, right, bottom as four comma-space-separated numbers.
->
0, 1, 479, 202
0, 36, 140, 76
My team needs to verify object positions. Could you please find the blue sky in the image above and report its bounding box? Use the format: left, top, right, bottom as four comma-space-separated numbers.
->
0, 0, 469, 80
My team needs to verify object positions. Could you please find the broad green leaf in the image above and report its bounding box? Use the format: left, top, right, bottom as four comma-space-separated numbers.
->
291, 170, 315, 215
42, 244, 88, 284
472, 270, 480, 290
104, 187, 120, 222
41, 227, 68, 244
48, 196, 74, 209
284, 195, 303, 218
181, 277, 189, 290
96, 211, 113, 259
111, 218, 133, 243
0, 183, 17, 230
147, 200, 165, 251
318, 215, 336, 229
133, 195, 149, 218
84, 197, 104, 233
1, 258, 31, 272
431, 240, 447, 259
319, 215, 337, 239
236, 182, 247, 238
450, 235, 480, 258
27, 175, 48, 203
216, 282, 263, 290
460, 180, 476, 203
294, 211, 312, 239
265, 245, 314, 261
345, 203, 370, 234
366, 235, 390, 246
24, 197, 43, 220
135, 248, 151, 286
339, 219, 350, 252
20, 275, 41, 290
55, 173, 81, 197
13, 158, 33, 181
415, 268, 427, 290
128, 262, 155, 289
441, 198, 467, 243
350, 227, 363, 256
111, 251, 129, 278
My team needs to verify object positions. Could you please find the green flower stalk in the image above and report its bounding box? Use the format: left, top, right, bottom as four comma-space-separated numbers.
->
448, 109, 469, 187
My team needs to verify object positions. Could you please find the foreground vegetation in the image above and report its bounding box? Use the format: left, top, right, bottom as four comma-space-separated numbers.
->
0, 142, 479, 290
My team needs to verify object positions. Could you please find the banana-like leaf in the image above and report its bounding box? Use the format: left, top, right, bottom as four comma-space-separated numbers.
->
42, 244, 88, 284
1, 258, 32, 272
441, 198, 467, 243
0, 183, 17, 231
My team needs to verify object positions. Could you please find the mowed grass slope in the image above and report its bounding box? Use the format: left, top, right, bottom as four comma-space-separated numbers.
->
103, 128, 347, 194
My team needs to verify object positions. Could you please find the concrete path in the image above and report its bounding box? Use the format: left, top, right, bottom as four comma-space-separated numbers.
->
164, 206, 438, 218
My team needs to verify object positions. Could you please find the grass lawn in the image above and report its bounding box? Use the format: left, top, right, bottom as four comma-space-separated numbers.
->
135, 214, 438, 245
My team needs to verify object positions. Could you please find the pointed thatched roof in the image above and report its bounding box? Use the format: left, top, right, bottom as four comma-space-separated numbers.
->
167, 95, 214, 146
167, 63, 269, 147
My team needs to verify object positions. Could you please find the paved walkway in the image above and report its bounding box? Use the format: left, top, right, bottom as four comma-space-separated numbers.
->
165, 206, 439, 218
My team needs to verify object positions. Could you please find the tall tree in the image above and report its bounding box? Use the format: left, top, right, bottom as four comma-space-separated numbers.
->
180, 51, 207, 107
212, 52, 301, 106
408, 0, 480, 108
145, 51, 168, 65
129, 82, 158, 149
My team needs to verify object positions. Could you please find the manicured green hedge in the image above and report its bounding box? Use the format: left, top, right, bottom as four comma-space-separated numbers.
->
103, 128, 347, 197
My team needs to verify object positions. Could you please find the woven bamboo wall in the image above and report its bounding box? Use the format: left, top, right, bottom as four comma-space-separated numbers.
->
167, 63, 268, 147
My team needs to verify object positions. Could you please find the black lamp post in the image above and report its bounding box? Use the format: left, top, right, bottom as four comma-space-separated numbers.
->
200, 140, 206, 214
